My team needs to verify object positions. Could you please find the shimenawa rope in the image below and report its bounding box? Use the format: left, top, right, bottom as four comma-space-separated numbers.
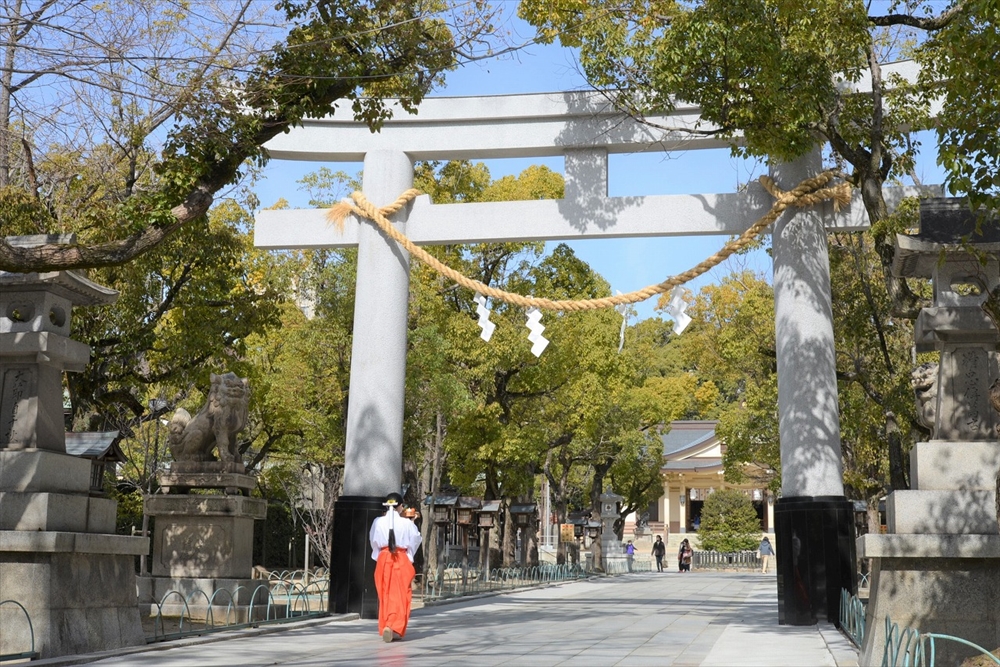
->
327, 171, 852, 313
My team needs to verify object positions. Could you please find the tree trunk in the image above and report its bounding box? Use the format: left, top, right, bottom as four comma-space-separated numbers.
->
867, 500, 881, 535
0, 0, 20, 188
590, 457, 612, 512
528, 518, 539, 567
886, 411, 908, 491
544, 454, 571, 565
502, 501, 515, 568
857, 171, 923, 320
420, 411, 444, 577
996, 466, 1000, 532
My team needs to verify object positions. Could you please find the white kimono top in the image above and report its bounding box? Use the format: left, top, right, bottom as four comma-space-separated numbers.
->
369, 508, 422, 562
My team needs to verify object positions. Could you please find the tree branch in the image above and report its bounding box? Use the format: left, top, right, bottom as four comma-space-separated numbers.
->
869, 3, 965, 30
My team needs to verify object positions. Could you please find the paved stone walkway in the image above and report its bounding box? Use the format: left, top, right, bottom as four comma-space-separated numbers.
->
38, 571, 859, 666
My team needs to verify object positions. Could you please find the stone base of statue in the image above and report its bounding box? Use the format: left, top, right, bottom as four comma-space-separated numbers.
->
858, 441, 1000, 666
139, 470, 266, 618
859, 534, 1000, 666
158, 461, 252, 496
0, 450, 148, 657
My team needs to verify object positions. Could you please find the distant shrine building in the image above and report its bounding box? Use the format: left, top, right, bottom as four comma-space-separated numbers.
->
637, 421, 776, 536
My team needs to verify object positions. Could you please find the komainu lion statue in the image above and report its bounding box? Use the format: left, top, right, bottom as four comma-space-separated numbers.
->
911, 362, 938, 432
167, 372, 250, 464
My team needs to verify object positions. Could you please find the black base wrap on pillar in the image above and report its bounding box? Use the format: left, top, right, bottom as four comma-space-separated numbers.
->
774, 495, 856, 626
329, 495, 386, 618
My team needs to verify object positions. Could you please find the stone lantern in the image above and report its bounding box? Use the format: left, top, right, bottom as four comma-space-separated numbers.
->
0, 237, 147, 658
478, 500, 500, 576
858, 201, 1000, 665
509, 503, 537, 566
599, 490, 624, 571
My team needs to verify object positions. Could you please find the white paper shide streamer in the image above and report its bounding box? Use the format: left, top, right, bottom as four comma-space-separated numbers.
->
474, 293, 495, 342
665, 287, 692, 335
525, 307, 549, 357
615, 290, 628, 353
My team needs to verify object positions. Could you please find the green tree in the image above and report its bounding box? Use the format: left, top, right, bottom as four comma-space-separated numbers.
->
1, 1, 498, 272
697, 488, 762, 552
920, 1, 1000, 214
68, 199, 282, 431
661, 271, 781, 489
828, 227, 925, 529
519, 0, 1000, 315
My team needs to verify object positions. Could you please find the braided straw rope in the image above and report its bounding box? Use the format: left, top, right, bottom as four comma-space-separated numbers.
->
327, 170, 852, 312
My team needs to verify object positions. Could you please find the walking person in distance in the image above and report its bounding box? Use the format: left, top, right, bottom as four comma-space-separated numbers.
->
678, 538, 693, 573
651, 535, 666, 572
759, 536, 774, 574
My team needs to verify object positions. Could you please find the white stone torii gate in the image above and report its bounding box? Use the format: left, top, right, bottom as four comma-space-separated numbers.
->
254, 89, 931, 623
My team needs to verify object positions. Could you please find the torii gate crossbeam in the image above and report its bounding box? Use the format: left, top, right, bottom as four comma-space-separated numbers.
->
255, 88, 937, 625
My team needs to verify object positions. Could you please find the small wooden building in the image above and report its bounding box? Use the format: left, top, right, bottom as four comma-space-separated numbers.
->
64, 431, 126, 495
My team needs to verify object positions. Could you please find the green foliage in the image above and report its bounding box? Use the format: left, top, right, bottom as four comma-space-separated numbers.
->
519, 0, 1000, 241
109, 486, 144, 536
828, 231, 920, 497
69, 199, 283, 432
920, 0, 1000, 213
521, 0, 870, 162
696, 488, 762, 552
253, 499, 302, 569
1, 0, 492, 272
718, 376, 781, 490
0, 187, 55, 235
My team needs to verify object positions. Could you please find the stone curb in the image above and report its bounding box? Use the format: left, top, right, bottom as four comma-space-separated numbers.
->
27, 614, 359, 667
819, 623, 861, 667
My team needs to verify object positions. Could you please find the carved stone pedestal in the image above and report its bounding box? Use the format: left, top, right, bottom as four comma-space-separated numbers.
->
859, 535, 1000, 666
139, 470, 266, 611
0, 452, 148, 657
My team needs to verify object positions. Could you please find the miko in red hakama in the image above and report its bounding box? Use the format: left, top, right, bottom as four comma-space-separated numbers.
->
375, 546, 415, 639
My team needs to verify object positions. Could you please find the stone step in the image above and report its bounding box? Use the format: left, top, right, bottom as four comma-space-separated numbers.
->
887, 490, 999, 534
0, 491, 116, 532
0, 450, 92, 493
910, 441, 1000, 490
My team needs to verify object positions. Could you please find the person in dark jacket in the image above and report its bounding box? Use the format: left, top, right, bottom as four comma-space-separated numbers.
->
651, 535, 666, 572
759, 536, 775, 574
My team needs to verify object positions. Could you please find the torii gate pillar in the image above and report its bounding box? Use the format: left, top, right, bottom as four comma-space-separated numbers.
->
771, 153, 856, 625
329, 150, 413, 618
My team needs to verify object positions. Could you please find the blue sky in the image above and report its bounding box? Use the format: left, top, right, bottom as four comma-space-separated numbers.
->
252, 16, 947, 322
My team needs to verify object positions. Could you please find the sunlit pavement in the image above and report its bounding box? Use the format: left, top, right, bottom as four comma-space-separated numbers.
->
34, 571, 859, 666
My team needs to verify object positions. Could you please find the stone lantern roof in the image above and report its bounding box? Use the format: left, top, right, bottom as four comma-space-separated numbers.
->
891, 198, 1000, 279
890, 198, 1000, 354
0, 269, 118, 307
